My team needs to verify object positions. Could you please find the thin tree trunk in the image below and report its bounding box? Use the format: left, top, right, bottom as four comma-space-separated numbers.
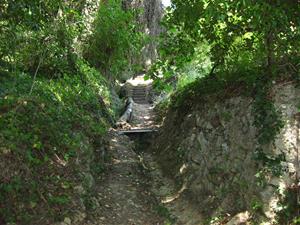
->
29, 53, 44, 95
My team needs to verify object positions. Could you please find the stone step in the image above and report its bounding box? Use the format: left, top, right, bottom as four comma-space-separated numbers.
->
133, 91, 145, 93
118, 128, 158, 135
132, 91, 147, 94
133, 99, 147, 103
131, 85, 149, 104
134, 102, 149, 105
133, 98, 147, 102
133, 94, 145, 97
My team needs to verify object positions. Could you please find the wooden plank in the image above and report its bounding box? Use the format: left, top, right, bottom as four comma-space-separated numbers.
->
118, 128, 158, 135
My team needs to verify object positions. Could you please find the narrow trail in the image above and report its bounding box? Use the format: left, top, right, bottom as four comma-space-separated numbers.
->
81, 76, 203, 225
81, 133, 164, 225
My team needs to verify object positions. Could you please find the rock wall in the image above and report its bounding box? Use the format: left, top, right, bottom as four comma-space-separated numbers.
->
153, 82, 300, 223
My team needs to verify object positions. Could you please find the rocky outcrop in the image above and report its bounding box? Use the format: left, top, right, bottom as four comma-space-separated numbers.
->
153, 82, 300, 223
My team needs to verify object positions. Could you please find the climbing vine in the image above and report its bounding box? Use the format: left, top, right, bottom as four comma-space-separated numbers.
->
252, 76, 285, 179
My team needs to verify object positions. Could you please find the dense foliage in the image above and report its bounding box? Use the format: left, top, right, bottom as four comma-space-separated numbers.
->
151, 0, 300, 88
0, 0, 85, 78
0, 0, 143, 224
84, 0, 145, 81
0, 62, 112, 224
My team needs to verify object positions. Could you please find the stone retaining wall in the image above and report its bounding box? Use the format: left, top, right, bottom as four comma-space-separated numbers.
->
153, 83, 300, 223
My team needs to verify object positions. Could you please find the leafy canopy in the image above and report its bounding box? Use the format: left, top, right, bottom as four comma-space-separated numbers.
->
151, 0, 300, 87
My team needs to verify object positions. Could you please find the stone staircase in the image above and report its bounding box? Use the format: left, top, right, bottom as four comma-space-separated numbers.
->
132, 85, 149, 104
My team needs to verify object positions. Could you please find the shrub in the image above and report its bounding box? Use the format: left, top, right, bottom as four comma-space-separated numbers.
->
0, 61, 113, 224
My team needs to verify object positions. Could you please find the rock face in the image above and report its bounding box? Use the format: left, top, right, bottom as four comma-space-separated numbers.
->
153, 83, 300, 223
123, 0, 164, 68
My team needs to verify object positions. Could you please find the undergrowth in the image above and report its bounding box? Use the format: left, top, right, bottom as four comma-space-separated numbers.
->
171, 67, 260, 111
0, 61, 115, 224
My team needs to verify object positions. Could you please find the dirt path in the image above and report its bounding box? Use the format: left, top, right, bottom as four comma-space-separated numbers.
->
81, 132, 164, 225
80, 76, 203, 225
80, 77, 166, 225
142, 152, 204, 225
130, 103, 157, 130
